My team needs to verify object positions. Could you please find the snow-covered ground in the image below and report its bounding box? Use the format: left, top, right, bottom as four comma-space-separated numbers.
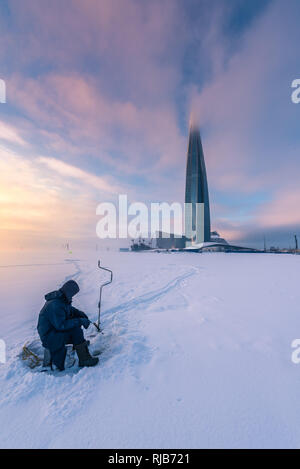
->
0, 250, 300, 449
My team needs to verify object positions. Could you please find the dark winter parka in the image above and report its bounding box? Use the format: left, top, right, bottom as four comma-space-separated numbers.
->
37, 280, 88, 353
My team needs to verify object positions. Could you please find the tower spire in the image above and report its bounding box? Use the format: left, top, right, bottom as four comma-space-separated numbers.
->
189, 112, 199, 132
185, 121, 211, 245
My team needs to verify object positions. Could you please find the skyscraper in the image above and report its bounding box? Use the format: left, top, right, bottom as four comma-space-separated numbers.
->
185, 121, 211, 246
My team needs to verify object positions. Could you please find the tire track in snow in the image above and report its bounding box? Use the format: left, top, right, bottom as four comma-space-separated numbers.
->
63, 259, 83, 283
88, 265, 201, 381
102, 265, 200, 319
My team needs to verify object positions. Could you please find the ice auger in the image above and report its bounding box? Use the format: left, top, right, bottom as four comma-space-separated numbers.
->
93, 260, 113, 332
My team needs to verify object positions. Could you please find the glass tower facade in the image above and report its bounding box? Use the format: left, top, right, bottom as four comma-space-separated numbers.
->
185, 122, 211, 245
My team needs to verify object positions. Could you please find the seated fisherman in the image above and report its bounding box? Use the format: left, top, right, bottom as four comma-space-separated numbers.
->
37, 280, 98, 370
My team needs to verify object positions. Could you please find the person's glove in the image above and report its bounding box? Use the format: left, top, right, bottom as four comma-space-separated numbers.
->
80, 318, 91, 329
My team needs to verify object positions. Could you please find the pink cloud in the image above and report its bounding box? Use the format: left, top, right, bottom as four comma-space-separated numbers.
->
38, 156, 123, 195
10, 73, 185, 180
0, 120, 27, 146
256, 187, 300, 228
7, 0, 182, 104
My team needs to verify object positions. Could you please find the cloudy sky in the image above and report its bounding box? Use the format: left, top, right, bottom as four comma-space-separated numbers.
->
0, 0, 300, 250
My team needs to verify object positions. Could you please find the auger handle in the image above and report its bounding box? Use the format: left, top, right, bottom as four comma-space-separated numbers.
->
96, 260, 113, 330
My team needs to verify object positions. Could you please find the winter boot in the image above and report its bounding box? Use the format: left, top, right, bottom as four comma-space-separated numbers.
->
75, 341, 99, 367
43, 348, 52, 368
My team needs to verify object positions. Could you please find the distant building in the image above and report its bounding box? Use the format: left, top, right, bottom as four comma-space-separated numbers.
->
185, 121, 211, 246
210, 231, 228, 245
131, 238, 153, 251
155, 232, 186, 250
